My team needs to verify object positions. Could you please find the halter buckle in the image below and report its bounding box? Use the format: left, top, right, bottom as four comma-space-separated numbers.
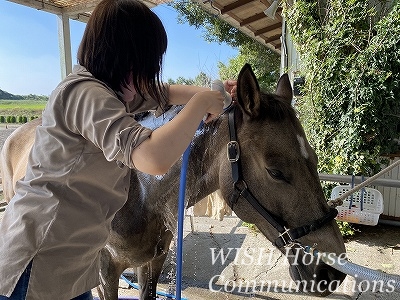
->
227, 141, 240, 162
278, 227, 296, 248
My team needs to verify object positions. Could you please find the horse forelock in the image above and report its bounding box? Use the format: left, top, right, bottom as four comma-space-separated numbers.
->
258, 92, 296, 122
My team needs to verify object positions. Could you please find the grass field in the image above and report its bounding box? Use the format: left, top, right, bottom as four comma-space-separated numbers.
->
0, 100, 46, 118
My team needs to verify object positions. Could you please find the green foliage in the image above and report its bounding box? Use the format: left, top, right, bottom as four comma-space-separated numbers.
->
169, 0, 249, 48
336, 221, 356, 238
284, 0, 400, 176
169, 1, 280, 91
168, 72, 211, 87
6, 116, 16, 123
218, 43, 280, 92
22, 94, 48, 101
241, 222, 260, 235
168, 77, 194, 85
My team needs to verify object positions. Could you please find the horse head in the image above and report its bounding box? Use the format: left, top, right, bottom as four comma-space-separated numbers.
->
217, 64, 346, 296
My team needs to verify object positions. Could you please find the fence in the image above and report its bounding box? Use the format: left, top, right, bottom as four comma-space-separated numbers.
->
319, 157, 400, 220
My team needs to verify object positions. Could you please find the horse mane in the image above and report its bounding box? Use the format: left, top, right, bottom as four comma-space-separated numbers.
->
258, 92, 297, 122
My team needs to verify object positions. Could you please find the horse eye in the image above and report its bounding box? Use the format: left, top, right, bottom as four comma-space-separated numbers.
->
266, 168, 286, 181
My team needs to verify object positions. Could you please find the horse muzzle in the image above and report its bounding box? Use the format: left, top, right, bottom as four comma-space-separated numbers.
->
286, 247, 347, 296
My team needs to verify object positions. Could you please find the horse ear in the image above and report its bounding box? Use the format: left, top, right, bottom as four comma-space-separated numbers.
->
275, 74, 293, 104
236, 64, 261, 119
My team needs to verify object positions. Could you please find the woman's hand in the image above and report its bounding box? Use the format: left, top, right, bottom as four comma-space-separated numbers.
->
191, 90, 225, 123
224, 80, 237, 99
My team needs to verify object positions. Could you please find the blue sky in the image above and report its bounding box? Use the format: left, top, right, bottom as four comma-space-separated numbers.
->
0, 1, 238, 96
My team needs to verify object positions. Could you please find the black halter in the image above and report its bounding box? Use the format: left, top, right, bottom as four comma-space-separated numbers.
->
226, 106, 338, 249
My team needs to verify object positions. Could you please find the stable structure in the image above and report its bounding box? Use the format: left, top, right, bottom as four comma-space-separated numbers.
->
375, 157, 400, 221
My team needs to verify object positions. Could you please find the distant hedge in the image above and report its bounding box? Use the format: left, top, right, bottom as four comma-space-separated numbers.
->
0, 115, 39, 124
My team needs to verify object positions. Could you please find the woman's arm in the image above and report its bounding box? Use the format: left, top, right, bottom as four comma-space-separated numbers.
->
167, 81, 237, 105
167, 85, 208, 105
131, 90, 224, 175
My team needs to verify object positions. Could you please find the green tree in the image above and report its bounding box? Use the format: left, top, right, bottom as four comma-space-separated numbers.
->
193, 72, 211, 87
168, 77, 195, 85
283, 0, 400, 176
169, 1, 280, 91
167, 72, 212, 87
218, 42, 280, 92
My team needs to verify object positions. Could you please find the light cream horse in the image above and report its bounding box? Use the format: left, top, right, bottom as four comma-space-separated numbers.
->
1, 117, 40, 203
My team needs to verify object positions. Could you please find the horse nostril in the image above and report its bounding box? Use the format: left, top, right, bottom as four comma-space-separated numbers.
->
317, 267, 330, 282
315, 265, 345, 295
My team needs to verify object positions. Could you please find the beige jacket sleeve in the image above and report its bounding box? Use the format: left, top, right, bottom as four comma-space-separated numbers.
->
56, 78, 169, 169
126, 84, 171, 117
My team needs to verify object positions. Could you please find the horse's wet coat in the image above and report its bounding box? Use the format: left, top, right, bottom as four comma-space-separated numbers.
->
101, 64, 346, 299
0, 64, 346, 300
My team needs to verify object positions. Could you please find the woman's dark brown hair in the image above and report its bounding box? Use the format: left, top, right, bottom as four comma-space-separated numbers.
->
77, 0, 167, 103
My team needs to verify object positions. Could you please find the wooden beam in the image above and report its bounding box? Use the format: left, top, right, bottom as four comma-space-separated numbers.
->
69, 13, 91, 23
254, 22, 281, 36
263, 34, 281, 44
220, 0, 255, 14
240, 12, 266, 26
62, 0, 100, 15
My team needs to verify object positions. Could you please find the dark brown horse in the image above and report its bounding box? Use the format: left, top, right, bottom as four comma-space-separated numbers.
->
0, 64, 346, 299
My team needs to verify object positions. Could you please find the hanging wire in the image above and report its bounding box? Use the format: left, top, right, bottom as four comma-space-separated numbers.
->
203, 0, 222, 15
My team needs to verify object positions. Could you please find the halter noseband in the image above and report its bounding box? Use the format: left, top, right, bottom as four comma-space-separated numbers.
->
226, 106, 338, 249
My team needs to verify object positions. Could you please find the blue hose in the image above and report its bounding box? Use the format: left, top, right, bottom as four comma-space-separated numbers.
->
175, 141, 192, 300
176, 119, 208, 299
119, 274, 187, 300
115, 127, 197, 300
176, 80, 231, 299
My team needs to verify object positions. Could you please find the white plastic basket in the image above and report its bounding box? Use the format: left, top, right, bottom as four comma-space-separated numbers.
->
330, 185, 384, 226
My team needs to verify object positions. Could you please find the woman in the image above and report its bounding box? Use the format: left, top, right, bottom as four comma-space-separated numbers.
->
0, 0, 235, 299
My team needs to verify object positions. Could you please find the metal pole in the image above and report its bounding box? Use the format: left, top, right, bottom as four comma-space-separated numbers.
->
319, 173, 400, 188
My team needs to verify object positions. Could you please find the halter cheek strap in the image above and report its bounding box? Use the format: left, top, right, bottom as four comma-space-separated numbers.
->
226, 107, 338, 248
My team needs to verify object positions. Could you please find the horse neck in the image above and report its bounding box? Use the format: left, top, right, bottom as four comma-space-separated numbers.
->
131, 115, 230, 215
183, 116, 230, 206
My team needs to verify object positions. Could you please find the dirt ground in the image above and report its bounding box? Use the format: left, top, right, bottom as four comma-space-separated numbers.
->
1, 125, 399, 299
